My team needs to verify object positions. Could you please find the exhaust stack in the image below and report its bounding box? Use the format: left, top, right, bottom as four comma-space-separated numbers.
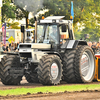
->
34, 16, 37, 43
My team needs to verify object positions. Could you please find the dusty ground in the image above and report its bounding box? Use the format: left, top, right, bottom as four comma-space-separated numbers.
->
0, 77, 100, 100
1, 91, 100, 100
0, 77, 99, 90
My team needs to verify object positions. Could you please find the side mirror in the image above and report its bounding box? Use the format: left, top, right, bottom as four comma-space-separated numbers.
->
62, 25, 66, 32
21, 26, 25, 33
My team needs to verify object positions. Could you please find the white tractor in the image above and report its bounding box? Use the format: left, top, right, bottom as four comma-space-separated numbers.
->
0, 16, 95, 85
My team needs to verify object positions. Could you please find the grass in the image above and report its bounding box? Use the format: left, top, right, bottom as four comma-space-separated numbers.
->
0, 83, 100, 96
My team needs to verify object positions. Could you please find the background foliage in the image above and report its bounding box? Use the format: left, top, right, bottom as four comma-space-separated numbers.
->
2, 0, 100, 41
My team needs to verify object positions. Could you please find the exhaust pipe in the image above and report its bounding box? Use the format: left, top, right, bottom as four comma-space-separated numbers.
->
34, 16, 37, 43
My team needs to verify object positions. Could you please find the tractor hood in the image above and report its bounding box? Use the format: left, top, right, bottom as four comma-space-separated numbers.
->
31, 43, 51, 50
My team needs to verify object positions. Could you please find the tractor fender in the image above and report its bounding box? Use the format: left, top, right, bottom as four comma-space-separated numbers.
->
48, 52, 63, 61
61, 40, 87, 49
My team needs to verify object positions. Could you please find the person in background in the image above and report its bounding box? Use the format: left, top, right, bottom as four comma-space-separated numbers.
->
98, 42, 100, 53
91, 42, 97, 54
0, 42, 3, 48
2, 44, 6, 51
17, 41, 20, 51
9, 42, 14, 52
96, 42, 99, 53
32, 36, 35, 43
13, 43, 17, 51
87, 41, 92, 47
17, 41, 19, 47
5, 43, 9, 51
9, 41, 14, 47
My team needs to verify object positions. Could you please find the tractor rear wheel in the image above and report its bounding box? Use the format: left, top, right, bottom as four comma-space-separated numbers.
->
37, 55, 63, 85
0, 55, 24, 85
63, 45, 95, 83
63, 49, 77, 83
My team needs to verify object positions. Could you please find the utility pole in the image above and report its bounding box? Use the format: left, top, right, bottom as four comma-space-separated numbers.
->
0, 0, 2, 32
0, 0, 2, 55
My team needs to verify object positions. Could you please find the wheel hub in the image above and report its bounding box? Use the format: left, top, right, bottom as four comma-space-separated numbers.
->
51, 63, 59, 80
81, 54, 90, 77
80, 49, 94, 81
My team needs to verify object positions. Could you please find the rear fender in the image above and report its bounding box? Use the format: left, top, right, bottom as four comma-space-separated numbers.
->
61, 40, 87, 49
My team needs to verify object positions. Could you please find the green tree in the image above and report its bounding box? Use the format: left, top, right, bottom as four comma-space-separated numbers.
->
14, 0, 43, 28
80, 26, 100, 42
35, 0, 98, 30
2, 0, 29, 28
15, 6, 29, 28
6, 19, 20, 29
2, 0, 16, 23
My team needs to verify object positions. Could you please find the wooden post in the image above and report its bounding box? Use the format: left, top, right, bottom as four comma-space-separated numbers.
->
0, 0, 2, 55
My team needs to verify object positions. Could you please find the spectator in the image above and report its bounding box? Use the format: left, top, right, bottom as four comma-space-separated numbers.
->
5, 43, 9, 51
96, 42, 100, 54
0, 42, 3, 48
9, 41, 14, 47
87, 41, 92, 47
96, 42, 99, 53
91, 42, 96, 54
9, 42, 14, 51
32, 36, 35, 43
13, 43, 17, 51
17, 41, 19, 50
2, 44, 6, 51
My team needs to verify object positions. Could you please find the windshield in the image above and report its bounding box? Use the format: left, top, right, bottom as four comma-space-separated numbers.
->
44, 25, 59, 44
37, 24, 59, 44
37, 25, 45, 43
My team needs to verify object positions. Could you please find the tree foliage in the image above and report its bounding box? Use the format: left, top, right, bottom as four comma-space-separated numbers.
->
2, 0, 100, 41
2, 0, 16, 23
81, 26, 100, 42
42, 0, 100, 42
42, 0, 100, 26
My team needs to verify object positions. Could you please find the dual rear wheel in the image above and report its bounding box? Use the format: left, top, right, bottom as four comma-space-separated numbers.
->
63, 45, 95, 83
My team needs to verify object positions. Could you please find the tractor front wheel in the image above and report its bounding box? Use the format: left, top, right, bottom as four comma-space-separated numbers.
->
0, 55, 24, 85
37, 55, 63, 85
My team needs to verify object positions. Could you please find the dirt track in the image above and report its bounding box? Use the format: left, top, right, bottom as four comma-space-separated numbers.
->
1, 91, 100, 100
1, 77, 100, 100
0, 76, 100, 90
0, 77, 44, 90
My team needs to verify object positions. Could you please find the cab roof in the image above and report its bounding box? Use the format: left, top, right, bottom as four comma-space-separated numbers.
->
38, 16, 72, 25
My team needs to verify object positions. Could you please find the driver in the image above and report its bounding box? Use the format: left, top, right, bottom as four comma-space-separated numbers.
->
50, 26, 58, 43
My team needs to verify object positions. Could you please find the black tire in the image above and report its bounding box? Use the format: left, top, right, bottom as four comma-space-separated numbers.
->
63, 49, 77, 83
0, 55, 8, 81
37, 55, 63, 85
0, 55, 23, 85
63, 45, 95, 83
25, 67, 39, 83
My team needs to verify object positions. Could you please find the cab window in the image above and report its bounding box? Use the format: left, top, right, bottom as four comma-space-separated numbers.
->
59, 25, 69, 44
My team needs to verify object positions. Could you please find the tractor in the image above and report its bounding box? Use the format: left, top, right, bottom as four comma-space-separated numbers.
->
0, 16, 95, 85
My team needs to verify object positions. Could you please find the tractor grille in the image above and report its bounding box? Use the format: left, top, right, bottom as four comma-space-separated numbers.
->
19, 45, 31, 49
20, 53, 31, 58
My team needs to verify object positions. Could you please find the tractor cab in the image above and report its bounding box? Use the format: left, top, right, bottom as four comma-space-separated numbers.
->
36, 16, 74, 47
